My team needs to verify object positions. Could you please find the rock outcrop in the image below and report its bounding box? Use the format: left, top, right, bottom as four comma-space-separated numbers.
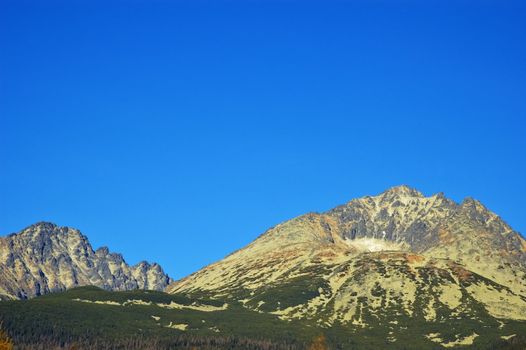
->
0, 222, 172, 299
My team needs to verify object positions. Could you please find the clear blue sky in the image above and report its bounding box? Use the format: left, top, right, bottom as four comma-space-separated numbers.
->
1, 0, 525, 279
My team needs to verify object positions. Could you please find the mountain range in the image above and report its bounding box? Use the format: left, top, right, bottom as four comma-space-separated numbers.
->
1, 185, 525, 349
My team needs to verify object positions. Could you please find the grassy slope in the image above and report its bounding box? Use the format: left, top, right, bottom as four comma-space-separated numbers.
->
0, 286, 311, 349
0, 286, 525, 349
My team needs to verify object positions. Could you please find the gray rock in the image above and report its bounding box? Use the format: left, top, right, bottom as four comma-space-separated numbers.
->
0, 222, 172, 299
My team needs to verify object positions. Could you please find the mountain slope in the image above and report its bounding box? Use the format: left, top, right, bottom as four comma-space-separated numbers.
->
1, 286, 524, 349
167, 186, 526, 347
0, 222, 172, 299
0, 286, 310, 350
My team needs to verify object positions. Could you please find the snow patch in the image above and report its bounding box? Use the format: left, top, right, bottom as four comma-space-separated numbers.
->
345, 237, 405, 252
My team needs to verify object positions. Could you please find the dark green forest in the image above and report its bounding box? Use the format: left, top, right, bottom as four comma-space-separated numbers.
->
0, 287, 525, 350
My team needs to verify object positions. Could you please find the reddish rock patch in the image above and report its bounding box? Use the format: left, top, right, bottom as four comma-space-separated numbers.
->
406, 254, 425, 264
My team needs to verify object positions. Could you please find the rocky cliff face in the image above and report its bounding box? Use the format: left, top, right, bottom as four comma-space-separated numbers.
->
167, 186, 526, 346
0, 222, 172, 299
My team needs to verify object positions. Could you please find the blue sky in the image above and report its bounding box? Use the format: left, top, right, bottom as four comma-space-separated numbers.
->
1, 0, 525, 279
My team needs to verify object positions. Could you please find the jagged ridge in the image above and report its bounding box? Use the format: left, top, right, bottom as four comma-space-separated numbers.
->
0, 222, 172, 299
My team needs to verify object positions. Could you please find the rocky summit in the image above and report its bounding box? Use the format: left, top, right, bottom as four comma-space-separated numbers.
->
1, 187, 526, 349
0, 222, 172, 299
168, 185, 526, 347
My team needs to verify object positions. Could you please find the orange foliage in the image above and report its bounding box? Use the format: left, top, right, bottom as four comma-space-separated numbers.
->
309, 334, 329, 350
0, 323, 13, 350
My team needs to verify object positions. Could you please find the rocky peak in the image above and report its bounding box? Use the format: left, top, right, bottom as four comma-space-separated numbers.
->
326, 188, 458, 251
0, 223, 173, 300
96, 246, 110, 256
15, 221, 57, 237
28, 221, 58, 231
461, 196, 486, 210
321, 186, 525, 258
18, 222, 88, 244
380, 185, 425, 199
460, 196, 491, 218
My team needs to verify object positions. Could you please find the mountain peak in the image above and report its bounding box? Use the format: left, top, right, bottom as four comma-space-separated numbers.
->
32, 221, 57, 227
461, 196, 484, 208
380, 185, 424, 198
18, 222, 88, 242
96, 246, 110, 255
27, 221, 58, 231
12, 221, 59, 238
0, 223, 172, 299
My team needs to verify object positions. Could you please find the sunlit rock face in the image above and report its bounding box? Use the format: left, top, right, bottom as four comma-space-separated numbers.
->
328, 185, 466, 252
168, 185, 526, 333
0, 222, 172, 300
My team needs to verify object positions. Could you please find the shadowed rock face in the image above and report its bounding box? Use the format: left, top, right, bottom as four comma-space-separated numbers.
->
167, 185, 526, 333
0, 222, 172, 299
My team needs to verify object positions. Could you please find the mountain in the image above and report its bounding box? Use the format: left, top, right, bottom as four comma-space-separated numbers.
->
1, 187, 525, 349
0, 286, 312, 349
0, 222, 172, 300
1, 285, 524, 349
167, 185, 526, 347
